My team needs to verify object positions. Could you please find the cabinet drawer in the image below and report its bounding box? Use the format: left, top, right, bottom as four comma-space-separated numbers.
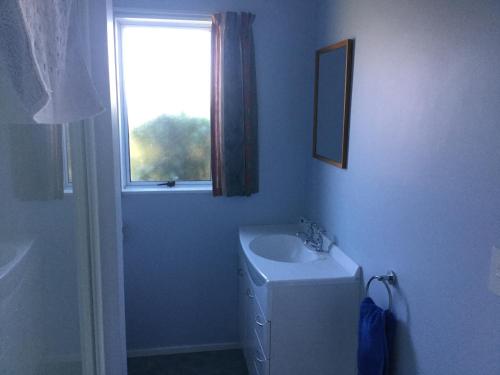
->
239, 253, 270, 318
252, 295, 271, 357
251, 330, 270, 375
238, 261, 249, 346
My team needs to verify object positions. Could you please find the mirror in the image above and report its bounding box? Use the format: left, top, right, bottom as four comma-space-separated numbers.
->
313, 39, 353, 168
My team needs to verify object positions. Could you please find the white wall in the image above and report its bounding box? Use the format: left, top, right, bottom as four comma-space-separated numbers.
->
0, 126, 82, 374
87, 0, 129, 373
0, 1, 129, 374
308, 0, 500, 374
115, 0, 316, 351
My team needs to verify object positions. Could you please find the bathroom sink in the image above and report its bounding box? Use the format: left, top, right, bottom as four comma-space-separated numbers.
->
239, 225, 360, 285
249, 234, 320, 263
238, 225, 361, 375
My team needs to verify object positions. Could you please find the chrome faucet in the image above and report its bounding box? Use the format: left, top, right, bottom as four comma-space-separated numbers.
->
296, 217, 327, 252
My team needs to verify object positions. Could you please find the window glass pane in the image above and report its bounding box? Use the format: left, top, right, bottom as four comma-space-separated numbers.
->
120, 23, 211, 182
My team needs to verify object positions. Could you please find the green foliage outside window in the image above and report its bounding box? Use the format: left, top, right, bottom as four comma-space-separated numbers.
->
129, 114, 211, 182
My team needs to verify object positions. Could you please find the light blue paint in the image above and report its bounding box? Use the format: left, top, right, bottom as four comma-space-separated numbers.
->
120, 1, 500, 372
118, 0, 315, 351
308, 0, 500, 374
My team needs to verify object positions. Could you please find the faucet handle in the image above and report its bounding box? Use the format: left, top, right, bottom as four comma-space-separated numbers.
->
311, 222, 326, 234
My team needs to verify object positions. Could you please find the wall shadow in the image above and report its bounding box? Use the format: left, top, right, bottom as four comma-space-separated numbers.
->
389, 284, 419, 375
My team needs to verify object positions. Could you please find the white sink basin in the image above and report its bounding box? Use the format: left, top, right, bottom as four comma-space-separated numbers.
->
249, 234, 320, 263
239, 225, 360, 285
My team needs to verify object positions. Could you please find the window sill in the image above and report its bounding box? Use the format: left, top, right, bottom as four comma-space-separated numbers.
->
122, 184, 212, 194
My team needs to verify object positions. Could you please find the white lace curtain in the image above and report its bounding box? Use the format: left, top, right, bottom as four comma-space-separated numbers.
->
0, 0, 101, 200
0, 0, 102, 124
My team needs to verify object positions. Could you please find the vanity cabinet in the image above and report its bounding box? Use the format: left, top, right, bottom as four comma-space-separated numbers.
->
238, 256, 271, 375
238, 225, 361, 375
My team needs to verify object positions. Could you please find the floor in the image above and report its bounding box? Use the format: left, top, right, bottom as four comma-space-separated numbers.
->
127, 350, 249, 375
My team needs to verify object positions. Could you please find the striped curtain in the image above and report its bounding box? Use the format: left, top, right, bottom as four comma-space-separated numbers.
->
211, 12, 259, 197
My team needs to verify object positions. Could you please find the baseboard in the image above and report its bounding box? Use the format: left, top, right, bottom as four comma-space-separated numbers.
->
127, 342, 241, 358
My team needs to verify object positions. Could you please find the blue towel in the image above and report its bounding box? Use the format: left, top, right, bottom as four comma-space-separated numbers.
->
357, 297, 395, 375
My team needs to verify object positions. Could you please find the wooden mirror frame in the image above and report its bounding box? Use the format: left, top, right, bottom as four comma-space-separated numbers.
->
312, 39, 354, 169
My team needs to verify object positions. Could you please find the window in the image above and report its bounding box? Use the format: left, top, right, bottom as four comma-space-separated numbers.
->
115, 16, 212, 190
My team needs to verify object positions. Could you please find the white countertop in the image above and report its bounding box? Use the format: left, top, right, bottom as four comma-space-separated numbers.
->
239, 224, 360, 286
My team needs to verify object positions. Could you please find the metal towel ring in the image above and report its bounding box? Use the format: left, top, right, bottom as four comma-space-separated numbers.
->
366, 271, 396, 310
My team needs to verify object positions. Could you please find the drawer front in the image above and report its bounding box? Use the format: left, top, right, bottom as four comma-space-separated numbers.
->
239, 253, 271, 375
251, 330, 270, 375
252, 296, 271, 357
238, 259, 249, 347
239, 253, 270, 318
253, 358, 269, 375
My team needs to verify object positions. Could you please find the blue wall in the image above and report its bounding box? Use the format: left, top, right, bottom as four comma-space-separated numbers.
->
117, 0, 315, 351
308, 0, 500, 374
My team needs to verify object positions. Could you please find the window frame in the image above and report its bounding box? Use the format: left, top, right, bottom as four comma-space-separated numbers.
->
114, 14, 213, 192
62, 123, 73, 193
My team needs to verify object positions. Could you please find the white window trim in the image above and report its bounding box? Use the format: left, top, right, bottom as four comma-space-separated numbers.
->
62, 123, 73, 194
114, 13, 213, 193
